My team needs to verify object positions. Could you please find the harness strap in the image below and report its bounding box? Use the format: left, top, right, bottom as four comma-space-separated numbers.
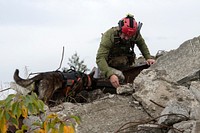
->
85, 75, 91, 89
61, 67, 92, 97
64, 77, 81, 96
65, 86, 71, 96
66, 79, 75, 86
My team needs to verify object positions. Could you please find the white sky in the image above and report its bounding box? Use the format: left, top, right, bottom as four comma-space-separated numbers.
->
0, 0, 200, 84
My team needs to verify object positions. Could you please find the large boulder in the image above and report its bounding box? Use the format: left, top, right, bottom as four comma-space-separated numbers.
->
151, 36, 200, 82
133, 69, 199, 118
24, 94, 150, 133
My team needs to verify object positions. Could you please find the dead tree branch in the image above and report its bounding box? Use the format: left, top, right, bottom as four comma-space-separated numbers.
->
0, 87, 11, 93
56, 46, 65, 71
150, 99, 165, 108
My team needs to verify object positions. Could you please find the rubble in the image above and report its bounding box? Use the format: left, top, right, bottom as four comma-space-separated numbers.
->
20, 35, 200, 132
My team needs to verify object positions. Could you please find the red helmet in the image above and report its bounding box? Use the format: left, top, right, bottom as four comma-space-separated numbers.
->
118, 16, 138, 37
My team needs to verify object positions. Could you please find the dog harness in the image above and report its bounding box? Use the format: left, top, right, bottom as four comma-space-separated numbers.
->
61, 68, 91, 97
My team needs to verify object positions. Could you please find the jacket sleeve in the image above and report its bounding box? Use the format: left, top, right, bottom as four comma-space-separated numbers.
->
135, 33, 152, 59
96, 30, 116, 78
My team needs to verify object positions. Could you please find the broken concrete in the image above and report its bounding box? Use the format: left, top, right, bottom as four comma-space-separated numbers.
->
168, 120, 200, 133
151, 36, 200, 82
158, 100, 190, 126
19, 35, 200, 132
189, 81, 200, 103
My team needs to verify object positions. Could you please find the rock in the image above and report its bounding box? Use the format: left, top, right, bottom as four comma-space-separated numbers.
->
151, 36, 200, 82
168, 120, 200, 133
10, 82, 30, 95
23, 116, 42, 131
20, 35, 200, 133
189, 81, 200, 103
116, 83, 135, 95
158, 100, 190, 126
23, 95, 150, 133
133, 69, 184, 116
155, 50, 168, 59
137, 124, 167, 133
189, 101, 200, 121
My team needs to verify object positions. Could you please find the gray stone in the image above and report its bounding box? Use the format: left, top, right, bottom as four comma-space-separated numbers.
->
151, 36, 200, 82
190, 102, 200, 120
168, 120, 200, 133
48, 95, 149, 133
10, 82, 30, 95
116, 83, 135, 95
133, 69, 198, 117
177, 71, 200, 87
23, 115, 42, 131
190, 81, 200, 103
158, 100, 190, 126
138, 124, 167, 133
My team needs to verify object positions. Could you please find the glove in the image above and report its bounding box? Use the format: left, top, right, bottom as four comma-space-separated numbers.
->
111, 68, 125, 82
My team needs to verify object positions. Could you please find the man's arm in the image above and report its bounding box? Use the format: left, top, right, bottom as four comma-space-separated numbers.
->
135, 33, 152, 60
135, 33, 156, 65
96, 30, 115, 78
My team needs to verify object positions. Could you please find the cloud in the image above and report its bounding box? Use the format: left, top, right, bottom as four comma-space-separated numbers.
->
0, 0, 200, 84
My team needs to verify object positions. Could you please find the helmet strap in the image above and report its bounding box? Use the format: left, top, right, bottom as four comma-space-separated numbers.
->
118, 20, 124, 31
129, 17, 134, 28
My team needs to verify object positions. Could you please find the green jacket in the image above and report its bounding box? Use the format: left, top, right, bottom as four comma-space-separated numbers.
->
96, 27, 151, 78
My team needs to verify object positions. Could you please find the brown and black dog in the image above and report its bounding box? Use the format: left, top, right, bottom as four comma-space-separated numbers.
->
13, 69, 95, 104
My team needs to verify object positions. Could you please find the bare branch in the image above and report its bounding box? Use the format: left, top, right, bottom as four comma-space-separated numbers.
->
0, 87, 11, 93
56, 46, 65, 71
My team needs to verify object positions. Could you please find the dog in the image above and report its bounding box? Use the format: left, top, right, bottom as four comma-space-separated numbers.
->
13, 69, 95, 104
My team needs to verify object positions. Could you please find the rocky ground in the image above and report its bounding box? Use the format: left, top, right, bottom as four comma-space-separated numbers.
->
15, 35, 200, 133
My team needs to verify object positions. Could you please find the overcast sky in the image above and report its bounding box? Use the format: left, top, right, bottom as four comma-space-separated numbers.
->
0, 0, 200, 85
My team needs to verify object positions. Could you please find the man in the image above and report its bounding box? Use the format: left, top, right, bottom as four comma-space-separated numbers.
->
96, 14, 155, 89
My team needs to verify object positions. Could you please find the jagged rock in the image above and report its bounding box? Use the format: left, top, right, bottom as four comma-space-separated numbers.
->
23, 116, 42, 131
62, 95, 149, 133
158, 100, 190, 126
23, 95, 150, 133
133, 69, 193, 114
133, 69, 174, 116
177, 70, 200, 87
137, 124, 167, 133
151, 36, 200, 82
168, 120, 200, 133
189, 81, 200, 103
188, 81, 200, 120
189, 101, 200, 121
155, 50, 168, 59
116, 83, 135, 94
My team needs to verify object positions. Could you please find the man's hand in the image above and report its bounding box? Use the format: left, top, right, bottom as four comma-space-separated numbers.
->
110, 68, 125, 88
109, 74, 120, 88
146, 58, 156, 65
